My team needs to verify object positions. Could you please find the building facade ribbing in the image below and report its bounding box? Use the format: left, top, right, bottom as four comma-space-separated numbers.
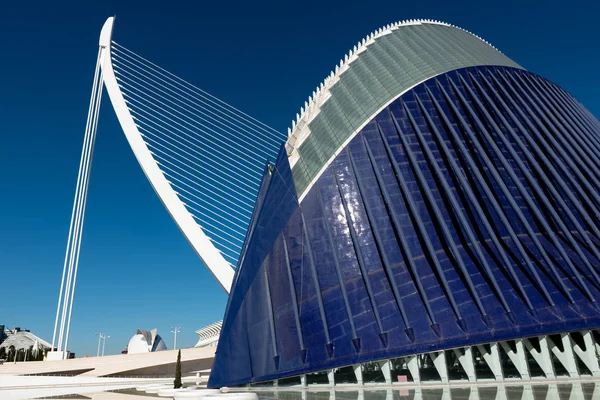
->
209, 20, 600, 387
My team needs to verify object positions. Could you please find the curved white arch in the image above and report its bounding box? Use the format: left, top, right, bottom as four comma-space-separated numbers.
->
99, 17, 234, 292
285, 19, 523, 201
285, 19, 511, 154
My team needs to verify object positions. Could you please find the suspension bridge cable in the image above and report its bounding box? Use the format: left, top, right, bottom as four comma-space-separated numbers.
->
112, 55, 279, 153
112, 42, 285, 141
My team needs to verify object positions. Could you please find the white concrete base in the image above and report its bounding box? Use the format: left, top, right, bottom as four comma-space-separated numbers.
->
0, 346, 214, 377
0, 374, 171, 400
46, 350, 70, 361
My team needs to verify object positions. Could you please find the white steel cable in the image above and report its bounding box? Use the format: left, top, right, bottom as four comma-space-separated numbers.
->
198, 229, 244, 256
112, 56, 278, 155
129, 104, 263, 184
107, 40, 285, 271
111, 57, 281, 151
157, 164, 254, 220
158, 168, 253, 229
60, 68, 102, 354
120, 86, 266, 168
156, 172, 254, 228
116, 79, 269, 163
155, 158, 254, 215
112, 58, 277, 154
63, 67, 104, 354
111, 44, 276, 138
135, 122, 261, 187
111, 50, 277, 266
129, 103, 263, 182
181, 206, 246, 247
112, 46, 283, 149
165, 181, 251, 233
150, 162, 252, 224
139, 124, 260, 194
55, 52, 100, 351
143, 134, 258, 200
115, 72, 276, 164
186, 221, 244, 253
111, 42, 285, 142
52, 48, 102, 352
149, 149, 257, 206
151, 159, 254, 223
55, 49, 103, 356
174, 198, 248, 248
156, 158, 255, 260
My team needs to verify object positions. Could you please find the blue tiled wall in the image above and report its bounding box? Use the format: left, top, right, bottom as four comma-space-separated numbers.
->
209, 66, 600, 388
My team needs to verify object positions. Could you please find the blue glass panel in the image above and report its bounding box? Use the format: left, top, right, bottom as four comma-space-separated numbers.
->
209, 66, 600, 388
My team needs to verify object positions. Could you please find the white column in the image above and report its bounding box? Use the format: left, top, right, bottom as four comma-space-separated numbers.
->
522, 384, 535, 400
523, 336, 555, 379
548, 333, 579, 378
594, 329, 600, 356
327, 369, 335, 386
477, 343, 503, 380
300, 374, 307, 387
430, 351, 449, 383
406, 355, 420, 384
573, 330, 600, 376
469, 386, 481, 400
493, 386, 506, 400
454, 347, 476, 382
96, 333, 102, 357
353, 364, 363, 385
441, 387, 451, 400
569, 383, 583, 400
590, 381, 600, 400
378, 360, 392, 384
499, 339, 530, 380
546, 383, 560, 400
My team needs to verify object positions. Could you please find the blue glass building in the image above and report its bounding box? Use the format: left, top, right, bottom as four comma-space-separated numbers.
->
209, 20, 600, 387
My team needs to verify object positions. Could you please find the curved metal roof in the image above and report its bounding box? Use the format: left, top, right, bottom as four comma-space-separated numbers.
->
286, 20, 522, 199
194, 320, 222, 347
0, 331, 51, 351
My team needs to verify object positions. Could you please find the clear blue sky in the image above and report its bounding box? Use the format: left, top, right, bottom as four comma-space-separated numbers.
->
0, 0, 598, 357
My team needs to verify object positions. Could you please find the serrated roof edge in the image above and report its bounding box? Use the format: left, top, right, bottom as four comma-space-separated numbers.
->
285, 20, 503, 154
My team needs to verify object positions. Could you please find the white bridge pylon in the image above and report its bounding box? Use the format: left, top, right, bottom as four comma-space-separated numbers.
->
100, 17, 235, 292
51, 16, 285, 358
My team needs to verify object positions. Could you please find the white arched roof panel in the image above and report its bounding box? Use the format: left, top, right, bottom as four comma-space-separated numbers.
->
286, 19, 523, 201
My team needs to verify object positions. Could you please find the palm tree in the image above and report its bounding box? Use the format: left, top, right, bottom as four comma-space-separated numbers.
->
8, 346, 16, 362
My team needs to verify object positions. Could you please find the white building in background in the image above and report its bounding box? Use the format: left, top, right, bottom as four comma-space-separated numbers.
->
126, 328, 167, 354
194, 321, 222, 348
0, 327, 50, 354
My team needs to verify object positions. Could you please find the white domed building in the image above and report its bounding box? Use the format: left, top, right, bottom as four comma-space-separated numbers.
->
127, 328, 167, 354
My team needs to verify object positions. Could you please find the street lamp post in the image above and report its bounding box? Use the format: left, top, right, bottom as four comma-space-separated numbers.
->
95, 333, 109, 357
171, 327, 181, 350
95, 333, 103, 357
102, 335, 110, 356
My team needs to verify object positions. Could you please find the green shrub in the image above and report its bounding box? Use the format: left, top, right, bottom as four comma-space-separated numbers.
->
174, 349, 182, 389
